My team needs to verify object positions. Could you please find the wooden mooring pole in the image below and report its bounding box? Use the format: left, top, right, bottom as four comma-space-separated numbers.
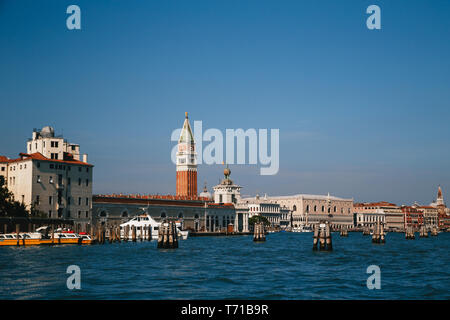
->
314, 222, 332, 251
157, 221, 178, 249
253, 222, 266, 242
313, 223, 319, 250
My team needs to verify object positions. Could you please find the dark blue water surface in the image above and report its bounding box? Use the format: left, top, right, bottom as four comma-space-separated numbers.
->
0, 232, 449, 299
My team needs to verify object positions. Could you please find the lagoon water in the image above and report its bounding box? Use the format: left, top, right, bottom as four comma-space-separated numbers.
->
0, 232, 449, 299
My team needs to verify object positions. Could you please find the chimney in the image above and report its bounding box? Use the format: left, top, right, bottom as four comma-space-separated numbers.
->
82, 154, 88, 163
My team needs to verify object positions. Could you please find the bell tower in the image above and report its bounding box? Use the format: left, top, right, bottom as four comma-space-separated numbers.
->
176, 112, 197, 197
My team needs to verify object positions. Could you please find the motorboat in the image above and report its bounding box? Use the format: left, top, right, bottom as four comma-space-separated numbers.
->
292, 225, 313, 233
120, 213, 189, 240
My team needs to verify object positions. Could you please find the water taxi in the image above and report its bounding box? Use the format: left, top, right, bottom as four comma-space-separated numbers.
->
0, 227, 94, 246
0, 232, 42, 246
78, 232, 95, 244
120, 213, 189, 240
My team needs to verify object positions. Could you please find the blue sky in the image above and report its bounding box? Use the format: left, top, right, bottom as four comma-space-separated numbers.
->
1, 0, 449, 205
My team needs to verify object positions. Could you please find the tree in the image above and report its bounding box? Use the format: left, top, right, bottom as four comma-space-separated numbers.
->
248, 215, 270, 226
0, 176, 29, 217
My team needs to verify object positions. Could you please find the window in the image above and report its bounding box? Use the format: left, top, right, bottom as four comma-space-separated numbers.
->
86, 179, 89, 186
306, 205, 309, 213
85, 211, 89, 218
86, 167, 89, 173
51, 141, 59, 148
78, 178, 81, 186
334, 206, 337, 213
36, 195, 40, 205
78, 167, 81, 172
78, 211, 81, 218
322, 206, 325, 212
160, 212, 166, 218
121, 211, 128, 218
37, 162, 40, 168
71, 145, 76, 151
49, 196, 52, 205
68, 197, 71, 205
85, 198, 89, 206
78, 197, 81, 205
178, 212, 183, 218
48, 210, 52, 218
1, 167, 4, 172
67, 178, 71, 185
67, 210, 71, 218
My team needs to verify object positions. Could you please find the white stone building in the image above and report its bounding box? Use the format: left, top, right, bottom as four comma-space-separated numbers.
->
1, 127, 93, 231
237, 194, 291, 229
254, 193, 354, 230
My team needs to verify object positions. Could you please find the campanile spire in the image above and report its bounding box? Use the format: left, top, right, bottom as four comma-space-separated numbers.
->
176, 112, 197, 197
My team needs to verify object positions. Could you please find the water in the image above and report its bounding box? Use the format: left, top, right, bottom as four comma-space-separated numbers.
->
0, 232, 449, 299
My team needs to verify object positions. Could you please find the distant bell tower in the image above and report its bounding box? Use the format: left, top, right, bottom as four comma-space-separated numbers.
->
437, 186, 445, 206
176, 112, 198, 197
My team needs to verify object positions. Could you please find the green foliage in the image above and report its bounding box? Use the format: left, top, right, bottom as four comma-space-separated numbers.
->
248, 215, 270, 226
0, 176, 29, 217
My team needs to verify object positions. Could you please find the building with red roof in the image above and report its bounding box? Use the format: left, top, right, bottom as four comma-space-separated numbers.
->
1, 127, 93, 232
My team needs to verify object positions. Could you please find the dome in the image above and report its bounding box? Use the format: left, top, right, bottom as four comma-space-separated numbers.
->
224, 167, 231, 177
199, 183, 212, 198
40, 126, 55, 138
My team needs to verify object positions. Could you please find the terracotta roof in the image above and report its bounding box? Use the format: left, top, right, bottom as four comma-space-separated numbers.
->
355, 201, 397, 207
7, 152, 93, 167
94, 194, 211, 202
0, 156, 10, 163
417, 206, 436, 209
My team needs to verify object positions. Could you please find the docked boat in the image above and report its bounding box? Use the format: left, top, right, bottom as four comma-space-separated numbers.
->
0, 232, 42, 246
78, 232, 95, 244
120, 213, 189, 240
292, 225, 313, 233
0, 227, 95, 246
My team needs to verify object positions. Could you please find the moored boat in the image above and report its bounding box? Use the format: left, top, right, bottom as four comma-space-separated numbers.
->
120, 213, 189, 240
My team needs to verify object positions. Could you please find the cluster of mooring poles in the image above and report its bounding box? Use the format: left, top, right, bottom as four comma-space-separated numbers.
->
371, 221, 385, 244
419, 225, 428, 238
253, 222, 266, 242
340, 227, 348, 237
362, 226, 370, 236
431, 226, 439, 236
313, 221, 332, 251
157, 220, 178, 249
405, 226, 415, 240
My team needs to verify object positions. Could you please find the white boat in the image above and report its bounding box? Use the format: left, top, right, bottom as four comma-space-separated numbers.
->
292, 225, 313, 233
120, 213, 189, 240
